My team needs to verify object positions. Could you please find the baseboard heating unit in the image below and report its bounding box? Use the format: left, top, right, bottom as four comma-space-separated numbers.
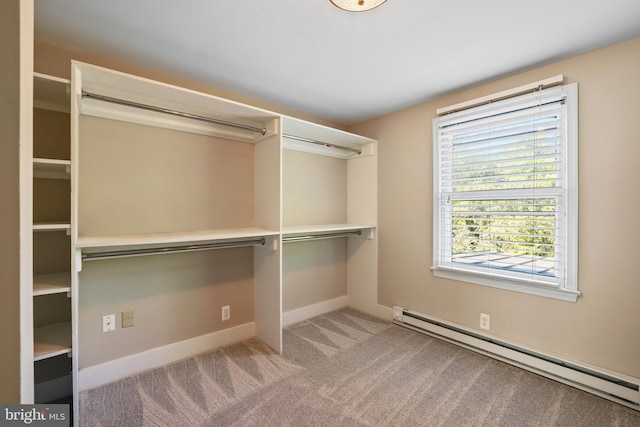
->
392, 307, 640, 410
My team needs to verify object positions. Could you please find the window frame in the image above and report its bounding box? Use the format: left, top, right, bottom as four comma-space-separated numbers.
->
432, 83, 579, 302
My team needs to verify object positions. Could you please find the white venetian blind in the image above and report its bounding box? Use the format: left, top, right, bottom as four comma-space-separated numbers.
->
434, 87, 569, 286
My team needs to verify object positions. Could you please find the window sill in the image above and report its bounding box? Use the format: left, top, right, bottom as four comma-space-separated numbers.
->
431, 266, 580, 302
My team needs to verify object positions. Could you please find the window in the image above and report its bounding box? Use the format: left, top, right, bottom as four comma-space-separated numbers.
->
432, 83, 579, 301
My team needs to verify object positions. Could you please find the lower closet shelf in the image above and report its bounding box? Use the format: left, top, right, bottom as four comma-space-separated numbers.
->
34, 322, 72, 361
33, 272, 71, 296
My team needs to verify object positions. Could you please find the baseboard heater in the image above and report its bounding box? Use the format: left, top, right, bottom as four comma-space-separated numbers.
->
392, 307, 640, 410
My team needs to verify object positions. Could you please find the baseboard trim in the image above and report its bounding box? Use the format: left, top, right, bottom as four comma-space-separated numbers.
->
393, 307, 640, 410
282, 295, 349, 327
78, 321, 255, 392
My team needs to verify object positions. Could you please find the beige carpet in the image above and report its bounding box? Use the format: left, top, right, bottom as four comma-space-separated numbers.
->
79, 309, 640, 426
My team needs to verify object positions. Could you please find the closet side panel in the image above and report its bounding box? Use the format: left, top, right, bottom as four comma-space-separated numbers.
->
253, 135, 282, 352
347, 152, 377, 226
346, 149, 379, 316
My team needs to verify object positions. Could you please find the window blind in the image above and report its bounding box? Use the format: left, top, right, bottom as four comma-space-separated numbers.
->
433, 86, 575, 290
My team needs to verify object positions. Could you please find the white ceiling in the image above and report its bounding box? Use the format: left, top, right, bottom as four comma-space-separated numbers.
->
35, 0, 640, 125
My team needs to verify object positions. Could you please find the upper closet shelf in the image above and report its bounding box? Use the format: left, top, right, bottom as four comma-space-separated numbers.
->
33, 72, 70, 113
73, 61, 278, 144
33, 158, 71, 180
282, 116, 376, 159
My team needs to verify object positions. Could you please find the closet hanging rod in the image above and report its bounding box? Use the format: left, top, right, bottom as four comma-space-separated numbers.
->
282, 230, 362, 243
283, 134, 362, 155
81, 90, 267, 136
81, 238, 266, 261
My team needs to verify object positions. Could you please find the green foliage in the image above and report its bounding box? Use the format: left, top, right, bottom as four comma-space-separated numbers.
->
451, 199, 556, 258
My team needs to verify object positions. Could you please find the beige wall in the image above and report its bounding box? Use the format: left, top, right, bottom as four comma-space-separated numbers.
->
1, 0, 33, 404
0, 0, 22, 404
350, 37, 640, 379
78, 248, 254, 368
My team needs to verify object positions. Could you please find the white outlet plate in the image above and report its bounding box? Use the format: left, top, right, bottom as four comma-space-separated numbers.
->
480, 313, 490, 330
392, 306, 403, 322
103, 314, 116, 332
221, 305, 230, 321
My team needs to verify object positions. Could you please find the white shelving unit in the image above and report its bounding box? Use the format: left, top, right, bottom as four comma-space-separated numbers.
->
70, 62, 283, 404
32, 72, 73, 404
281, 116, 378, 317
63, 62, 377, 423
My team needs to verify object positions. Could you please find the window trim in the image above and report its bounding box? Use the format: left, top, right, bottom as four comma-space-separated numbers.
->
432, 83, 579, 302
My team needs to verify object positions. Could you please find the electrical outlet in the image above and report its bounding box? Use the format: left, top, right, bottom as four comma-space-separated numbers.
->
480, 313, 490, 330
102, 314, 116, 332
122, 310, 134, 328
392, 306, 403, 322
221, 305, 230, 321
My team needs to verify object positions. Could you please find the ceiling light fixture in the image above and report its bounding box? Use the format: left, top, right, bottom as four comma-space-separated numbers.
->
330, 0, 388, 12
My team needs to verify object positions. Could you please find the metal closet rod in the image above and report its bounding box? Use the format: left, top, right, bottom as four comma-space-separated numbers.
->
82, 238, 266, 261
283, 134, 362, 155
81, 90, 267, 136
282, 230, 362, 243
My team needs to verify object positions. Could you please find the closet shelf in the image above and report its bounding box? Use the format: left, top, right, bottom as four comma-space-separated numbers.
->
33, 273, 71, 296
33, 158, 71, 180
34, 322, 72, 362
33, 223, 71, 232
33, 72, 70, 113
282, 116, 376, 159
76, 62, 278, 143
76, 227, 279, 250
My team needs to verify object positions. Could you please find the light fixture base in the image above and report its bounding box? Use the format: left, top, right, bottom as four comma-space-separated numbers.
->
330, 0, 388, 12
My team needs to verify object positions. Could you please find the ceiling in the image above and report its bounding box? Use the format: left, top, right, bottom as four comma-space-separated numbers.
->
35, 1, 640, 125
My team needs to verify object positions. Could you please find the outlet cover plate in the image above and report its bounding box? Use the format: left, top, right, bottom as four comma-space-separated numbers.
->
102, 314, 116, 332
122, 310, 134, 328
480, 313, 490, 330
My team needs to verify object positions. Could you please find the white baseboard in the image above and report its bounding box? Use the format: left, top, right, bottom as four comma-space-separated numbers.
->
282, 295, 349, 327
393, 307, 640, 410
78, 322, 255, 392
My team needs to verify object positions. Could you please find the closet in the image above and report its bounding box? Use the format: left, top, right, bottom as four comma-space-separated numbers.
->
281, 117, 377, 322
32, 72, 73, 403
70, 62, 282, 398
30, 61, 378, 422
